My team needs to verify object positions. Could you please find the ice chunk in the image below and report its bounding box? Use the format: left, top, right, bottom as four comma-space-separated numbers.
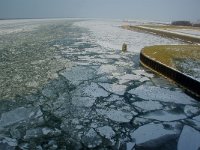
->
132, 70, 154, 78
128, 85, 195, 104
141, 110, 187, 121
97, 126, 115, 140
72, 83, 109, 102
131, 123, 179, 147
24, 127, 61, 140
97, 109, 133, 122
117, 74, 141, 84
132, 100, 162, 112
60, 66, 95, 85
115, 61, 132, 67
105, 54, 121, 59
184, 105, 199, 117
83, 83, 110, 97
132, 117, 152, 126
193, 115, 200, 122
0, 107, 43, 128
178, 125, 200, 150
105, 95, 123, 102
0, 136, 17, 150
72, 97, 96, 107
82, 128, 102, 148
97, 65, 117, 74
42, 128, 61, 136
126, 142, 135, 150
99, 83, 127, 95
139, 77, 150, 82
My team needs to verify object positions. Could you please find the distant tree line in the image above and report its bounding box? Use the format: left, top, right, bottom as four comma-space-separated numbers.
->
171, 21, 200, 27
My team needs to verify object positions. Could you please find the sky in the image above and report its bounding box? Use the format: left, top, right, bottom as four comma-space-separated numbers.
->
0, 0, 200, 22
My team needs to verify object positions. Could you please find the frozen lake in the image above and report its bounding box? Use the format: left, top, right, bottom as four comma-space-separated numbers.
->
0, 19, 200, 150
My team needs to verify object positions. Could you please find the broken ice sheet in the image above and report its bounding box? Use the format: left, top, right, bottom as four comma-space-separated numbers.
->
97, 64, 117, 74
0, 107, 43, 128
132, 100, 163, 112
99, 83, 127, 95
115, 61, 133, 67
128, 85, 196, 105
131, 123, 180, 148
60, 66, 95, 85
105, 94, 123, 102
132, 70, 154, 78
184, 105, 199, 117
0, 136, 17, 149
97, 108, 133, 122
72, 82, 110, 98
82, 128, 102, 148
117, 74, 141, 84
193, 115, 200, 122
72, 96, 96, 107
97, 126, 115, 140
177, 125, 200, 150
141, 110, 187, 121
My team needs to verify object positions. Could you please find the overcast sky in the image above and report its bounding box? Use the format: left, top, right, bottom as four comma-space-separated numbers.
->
0, 0, 200, 22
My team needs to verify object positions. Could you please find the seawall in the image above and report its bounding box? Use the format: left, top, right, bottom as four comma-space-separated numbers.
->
140, 49, 200, 99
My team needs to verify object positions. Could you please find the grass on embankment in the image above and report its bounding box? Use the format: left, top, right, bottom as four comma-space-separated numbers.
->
142, 45, 200, 68
122, 25, 200, 44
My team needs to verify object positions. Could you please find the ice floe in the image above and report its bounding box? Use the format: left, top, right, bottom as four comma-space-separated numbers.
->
184, 105, 199, 117
128, 85, 196, 104
0, 107, 43, 128
82, 128, 102, 148
99, 83, 127, 95
193, 115, 200, 122
141, 110, 187, 121
60, 66, 95, 85
97, 109, 133, 122
131, 123, 180, 147
178, 125, 200, 150
97, 126, 115, 141
97, 65, 117, 74
0, 136, 17, 150
72, 96, 96, 107
132, 70, 154, 78
132, 100, 163, 112
117, 74, 141, 84
71, 82, 110, 100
